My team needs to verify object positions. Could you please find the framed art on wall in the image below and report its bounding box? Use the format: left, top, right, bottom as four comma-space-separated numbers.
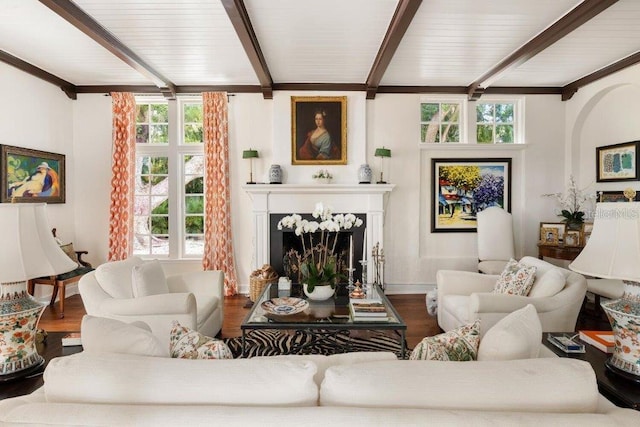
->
431, 158, 511, 232
596, 141, 639, 182
1, 145, 65, 203
291, 96, 347, 165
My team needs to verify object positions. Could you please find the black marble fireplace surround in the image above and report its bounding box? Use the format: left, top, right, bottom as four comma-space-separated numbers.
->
269, 213, 366, 283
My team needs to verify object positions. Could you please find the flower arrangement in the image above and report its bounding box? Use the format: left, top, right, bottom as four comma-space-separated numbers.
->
542, 175, 596, 227
312, 169, 333, 180
278, 203, 363, 292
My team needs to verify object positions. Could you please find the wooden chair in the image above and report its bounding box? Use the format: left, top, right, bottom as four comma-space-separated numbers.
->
27, 229, 93, 318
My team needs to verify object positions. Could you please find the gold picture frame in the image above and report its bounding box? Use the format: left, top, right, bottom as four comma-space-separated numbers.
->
564, 230, 582, 247
540, 222, 565, 244
291, 96, 347, 165
540, 227, 559, 245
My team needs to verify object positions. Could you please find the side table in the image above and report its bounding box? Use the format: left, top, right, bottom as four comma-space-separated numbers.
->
537, 243, 583, 261
543, 333, 640, 410
0, 331, 82, 400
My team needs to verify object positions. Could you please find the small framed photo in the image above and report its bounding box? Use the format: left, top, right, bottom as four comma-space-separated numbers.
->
583, 222, 593, 234
540, 227, 560, 246
597, 190, 639, 202
540, 222, 565, 243
596, 141, 639, 182
584, 232, 591, 246
564, 230, 582, 247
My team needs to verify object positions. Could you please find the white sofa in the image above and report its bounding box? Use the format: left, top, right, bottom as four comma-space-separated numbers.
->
438, 256, 587, 335
79, 257, 224, 348
1, 351, 638, 426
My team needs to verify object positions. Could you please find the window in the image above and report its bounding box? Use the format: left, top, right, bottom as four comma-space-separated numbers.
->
420, 101, 462, 143
134, 98, 204, 258
419, 97, 522, 145
476, 101, 515, 144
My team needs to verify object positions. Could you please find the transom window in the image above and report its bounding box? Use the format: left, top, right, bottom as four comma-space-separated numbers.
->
476, 102, 515, 144
420, 101, 462, 143
134, 98, 204, 258
419, 97, 522, 144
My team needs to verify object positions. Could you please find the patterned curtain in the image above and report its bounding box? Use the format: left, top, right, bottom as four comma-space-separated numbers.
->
107, 92, 136, 261
202, 92, 238, 296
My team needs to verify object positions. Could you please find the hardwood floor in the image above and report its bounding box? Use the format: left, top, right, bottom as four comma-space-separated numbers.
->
38, 293, 440, 349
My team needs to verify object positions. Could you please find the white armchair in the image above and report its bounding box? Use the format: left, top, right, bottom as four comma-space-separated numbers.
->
79, 257, 224, 348
437, 256, 587, 336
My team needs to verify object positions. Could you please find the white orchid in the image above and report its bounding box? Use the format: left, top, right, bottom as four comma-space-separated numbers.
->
277, 203, 364, 287
542, 175, 596, 224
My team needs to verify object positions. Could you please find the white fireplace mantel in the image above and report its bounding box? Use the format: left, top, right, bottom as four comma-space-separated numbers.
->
243, 184, 394, 271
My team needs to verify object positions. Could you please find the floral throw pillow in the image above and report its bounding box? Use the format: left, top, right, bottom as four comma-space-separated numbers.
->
493, 258, 537, 296
169, 321, 233, 360
409, 320, 480, 361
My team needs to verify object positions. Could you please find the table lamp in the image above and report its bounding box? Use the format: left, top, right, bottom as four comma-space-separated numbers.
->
569, 201, 640, 382
374, 147, 391, 184
242, 149, 259, 184
0, 203, 77, 381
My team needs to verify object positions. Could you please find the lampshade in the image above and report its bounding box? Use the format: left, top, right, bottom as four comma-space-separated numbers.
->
242, 149, 259, 184
0, 203, 76, 380
374, 147, 391, 184
569, 202, 640, 281
242, 149, 259, 159
569, 201, 640, 382
374, 147, 391, 158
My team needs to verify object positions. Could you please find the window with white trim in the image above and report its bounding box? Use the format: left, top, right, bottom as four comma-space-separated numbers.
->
420, 101, 462, 143
419, 97, 523, 144
476, 101, 516, 144
134, 98, 204, 258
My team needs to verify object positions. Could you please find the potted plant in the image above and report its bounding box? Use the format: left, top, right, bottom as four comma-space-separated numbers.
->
277, 203, 363, 300
312, 169, 333, 184
543, 175, 596, 230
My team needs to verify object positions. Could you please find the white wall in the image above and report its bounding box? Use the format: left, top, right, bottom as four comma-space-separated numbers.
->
57, 88, 570, 293
10, 60, 640, 295
0, 62, 74, 299
71, 94, 112, 266
365, 94, 566, 287
565, 65, 640, 198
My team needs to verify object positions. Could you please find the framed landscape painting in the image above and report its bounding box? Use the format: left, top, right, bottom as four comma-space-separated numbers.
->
596, 141, 639, 182
432, 158, 511, 232
291, 96, 347, 165
1, 145, 65, 203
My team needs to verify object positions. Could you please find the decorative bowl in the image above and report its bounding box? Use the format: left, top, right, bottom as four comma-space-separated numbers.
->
261, 297, 309, 315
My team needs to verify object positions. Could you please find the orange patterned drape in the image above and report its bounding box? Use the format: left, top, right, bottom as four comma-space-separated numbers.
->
202, 92, 238, 296
107, 92, 136, 261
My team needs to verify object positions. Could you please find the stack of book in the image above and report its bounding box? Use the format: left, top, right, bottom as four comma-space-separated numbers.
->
349, 299, 389, 322
61, 332, 82, 347
579, 330, 614, 353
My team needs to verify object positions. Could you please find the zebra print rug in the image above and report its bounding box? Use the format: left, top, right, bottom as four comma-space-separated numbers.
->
224, 329, 407, 359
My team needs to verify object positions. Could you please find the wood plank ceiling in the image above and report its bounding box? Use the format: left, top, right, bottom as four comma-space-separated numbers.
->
0, 0, 639, 101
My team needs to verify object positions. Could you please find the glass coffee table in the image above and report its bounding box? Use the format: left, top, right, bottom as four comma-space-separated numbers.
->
241, 283, 407, 358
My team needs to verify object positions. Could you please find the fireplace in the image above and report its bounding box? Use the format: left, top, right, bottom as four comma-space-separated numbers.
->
243, 183, 394, 286
269, 213, 366, 283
